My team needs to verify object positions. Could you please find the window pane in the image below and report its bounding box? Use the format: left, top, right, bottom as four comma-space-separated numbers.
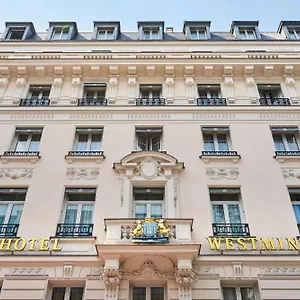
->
42, 90, 50, 99
96, 90, 106, 98
90, 134, 101, 151
8, 204, 23, 225
106, 31, 114, 39
135, 204, 147, 219
144, 31, 151, 40
217, 134, 229, 151
64, 204, 78, 223
222, 287, 237, 300
52, 31, 61, 40
151, 134, 161, 151
239, 31, 247, 39
15, 134, 28, 151
80, 204, 94, 224
293, 205, 300, 223
28, 134, 41, 151
190, 31, 198, 40
51, 287, 66, 300
151, 204, 163, 218
152, 89, 161, 98
70, 287, 84, 300
77, 134, 88, 151
0, 205, 8, 224
273, 134, 285, 151
247, 30, 256, 39
133, 287, 146, 300
97, 30, 106, 39
228, 204, 242, 224
285, 134, 299, 151
61, 31, 69, 40
198, 31, 206, 39
151, 30, 159, 40
212, 205, 226, 223
31, 91, 40, 99
241, 287, 256, 300
210, 89, 219, 98
151, 287, 164, 300
137, 133, 148, 151
203, 133, 215, 151
86, 91, 95, 99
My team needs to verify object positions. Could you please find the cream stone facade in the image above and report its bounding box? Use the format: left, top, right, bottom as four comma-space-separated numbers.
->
0, 20, 299, 300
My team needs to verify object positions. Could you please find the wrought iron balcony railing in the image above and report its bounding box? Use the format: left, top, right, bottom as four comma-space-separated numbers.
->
136, 98, 165, 106
201, 150, 239, 157
212, 223, 250, 237
56, 223, 94, 237
3, 151, 40, 157
67, 150, 104, 156
259, 98, 290, 106
275, 150, 300, 156
0, 224, 19, 237
197, 97, 227, 106
77, 98, 108, 106
19, 98, 50, 106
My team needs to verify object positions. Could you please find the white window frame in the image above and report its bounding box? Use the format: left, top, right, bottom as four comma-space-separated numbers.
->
12, 129, 42, 152
140, 85, 162, 99
132, 286, 165, 300
198, 85, 221, 98
272, 128, 300, 151
222, 286, 257, 300
288, 28, 300, 40
135, 128, 163, 151
74, 128, 103, 152
51, 27, 69, 40
0, 203, 24, 225
28, 86, 51, 99
189, 27, 207, 40
84, 88, 106, 99
238, 27, 257, 40
7, 28, 26, 40
50, 286, 84, 300
142, 28, 160, 40
97, 28, 114, 40
202, 128, 231, 152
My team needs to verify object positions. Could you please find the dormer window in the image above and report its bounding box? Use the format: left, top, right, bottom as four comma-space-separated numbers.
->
2, 22, 36, 41
47, 22, 77, 41
230, 21, 261, 40
190, 28, 206, 40
183, 22, 211, 40
138, 22, 164, 40
7, 28, 26, 40
278, 21, 300, 40
97, 29, 114, 40
288, 28, 300, 40
93, 22, 120, 40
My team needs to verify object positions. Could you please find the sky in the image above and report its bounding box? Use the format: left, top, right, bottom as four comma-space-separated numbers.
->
0, 0, 300, 32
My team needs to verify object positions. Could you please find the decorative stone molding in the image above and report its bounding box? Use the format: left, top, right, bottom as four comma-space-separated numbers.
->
98, 267, 121, 300
282, 168, 300, 179
262, 267, 300, 276
285, 76, 299, 104
63, 265, 73, 279
90, 66, 100, 77
223, 75, 235, 104
66, 168, 100, 180
119, 175, 125, 206
264, 65, 274, 77
70, 76, 82, 104
13, 77, 27, 104
232, 262, 242, 278
206, 168, 239, 180
146, 66, 155, 77
245, 76, 258, 104
50, 77, 63, 104
127, 75, 137, 104
0, 77, 9, 101
0, 168, 33, 180
108, 75, 119, 104
185, 75, 195, 103
35, 66, 45, 78
204, 65, 214, 77
165, 75, 175, 103
10, 267, 44, 276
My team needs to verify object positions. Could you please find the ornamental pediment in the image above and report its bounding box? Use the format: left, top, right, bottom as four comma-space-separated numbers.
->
113, 151, 184, 179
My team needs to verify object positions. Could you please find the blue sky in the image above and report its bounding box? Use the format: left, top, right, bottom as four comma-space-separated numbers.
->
0, 0, 299, 32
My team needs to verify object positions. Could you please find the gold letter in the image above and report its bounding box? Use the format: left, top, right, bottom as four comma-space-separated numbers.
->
247, 237, 258, 250
261, 238, 276, 250
286, 238, 299, 250
52, 238, 62, 251
225, 238, 234, 250
28, 238, 39, 251
14, 238, 26, 251
0, 238, 12, 251
237, 238, 247, 250
207, 238, 222, 250
276, 238, 284, 250
39, 238, 49, 251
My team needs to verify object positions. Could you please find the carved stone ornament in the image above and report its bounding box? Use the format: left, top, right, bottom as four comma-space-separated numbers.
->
206, 168, 239, 179
97, 267, 121, 288
282, 168, 300, 179
66, 168, 100, 180
63, 265, 73, 278
134, 157, 162, 179
262, 267, 300, 276
10, 267, 44, 275
0, 168, 33, 180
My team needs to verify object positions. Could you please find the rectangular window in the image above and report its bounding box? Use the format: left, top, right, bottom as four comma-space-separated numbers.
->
51, 287, 84, 300
140, 85, 162, 99
190, 27, 206, 40
143, 28, 159, 40
289, 188, 300, 229
238, 27, 257, 39
132, 287, 164, 300
258, 84, 282, 99
222, 286, 256, 300
271, 127, 299, 152
198, 85, 221, 98
202, 127, 230, 152
12, 128, 42, 152
51, 27, 69, 40
28, 85, 51, 100
7, 28, 26, 40
135, 128, 162, 151
74, 128, 103, 152
288, 28, 300, 40
97, 28, 114, 40
133, 188, 164, 219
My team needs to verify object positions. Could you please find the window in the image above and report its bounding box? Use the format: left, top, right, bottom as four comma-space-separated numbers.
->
135, 128, 162, 151
289, 188, 300, 231
258, 84, 282, 99
287, 27, 300, 40
222, 286, 256, 300
190, 27, 207, 40
0, 188, 26, 237
12, 128, 42, 153
140, 85, 162, 99
271, 127, 299, 152
83, 83, 106, 99
198, 85, 221, 98
143, 28, 159, 40
73, 128, 102, 152
202, 127, 230, 152
28, 85, 51, 100
51, 287, 84, 300
51, 27, 70, 40
6, 27, 26, 40
97, 28, 114, 40
133, 188, 164, 219
138, 22, 164, 40
133, 287, 164, 300
238, 27, 257, 40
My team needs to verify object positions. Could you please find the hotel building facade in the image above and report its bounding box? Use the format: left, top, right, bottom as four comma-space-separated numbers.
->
0, 20, 299, 300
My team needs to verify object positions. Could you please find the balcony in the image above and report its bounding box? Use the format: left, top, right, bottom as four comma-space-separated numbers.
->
200, 150, 240, 163
212, 223, 250, 237
0, 224, 19, 237
197, 97, 227, 106
259, 98, 290, 106
136, 98, 165, 106
201, 151, 239, 156
65, 150, 105, 164
19, 98, 50, 106
0, 151, 41, 164
3, 151, 40, 157
67, 150, 104, 156
55, 223, 94, 237
275, 151, 300, 156
77, 98, 107, 106
104, 218, 193, 244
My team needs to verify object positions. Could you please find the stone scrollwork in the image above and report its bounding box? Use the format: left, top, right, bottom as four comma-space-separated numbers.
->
0, 168, 33, 180
206, 168, 239, 180
97, 267, 121, 300
66, 168, 100, 180
282, 168, 300, 179
134, 157, 162, 179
